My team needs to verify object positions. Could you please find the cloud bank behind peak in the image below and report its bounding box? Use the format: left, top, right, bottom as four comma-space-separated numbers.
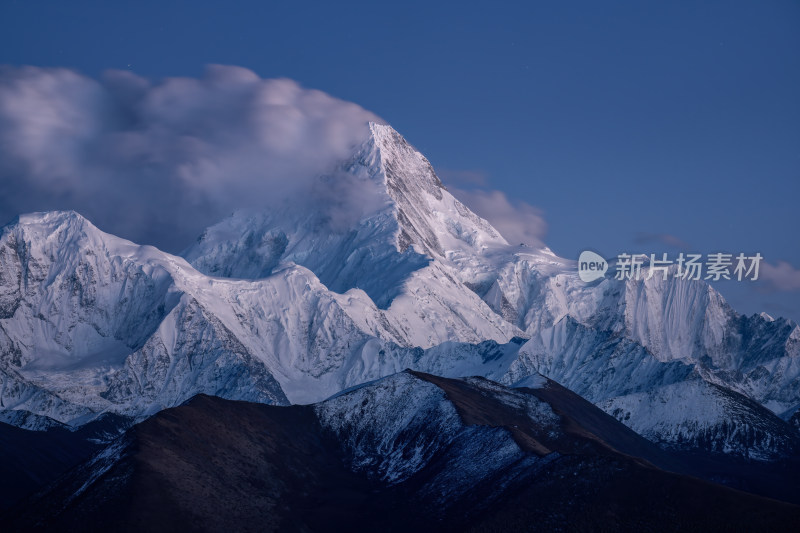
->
0, 64, 382, 251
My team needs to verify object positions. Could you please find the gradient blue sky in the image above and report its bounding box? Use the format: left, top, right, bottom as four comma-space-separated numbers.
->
1, 0, 798, 320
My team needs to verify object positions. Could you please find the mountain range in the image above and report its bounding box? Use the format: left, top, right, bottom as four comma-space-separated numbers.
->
1, 122, 799, 529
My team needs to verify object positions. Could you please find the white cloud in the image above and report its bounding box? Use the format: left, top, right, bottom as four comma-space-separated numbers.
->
0, 65, 382, 251
449, 187, 547, 247
760, 261, 800, 291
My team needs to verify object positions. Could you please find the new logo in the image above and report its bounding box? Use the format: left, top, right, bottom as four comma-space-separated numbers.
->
578, 250, 608, 282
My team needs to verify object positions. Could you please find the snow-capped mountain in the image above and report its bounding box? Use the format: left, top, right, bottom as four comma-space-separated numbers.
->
184, 123, 522, 347
0, 122, 798, 463
494, 260, 800, 456
0, 209, 523, 421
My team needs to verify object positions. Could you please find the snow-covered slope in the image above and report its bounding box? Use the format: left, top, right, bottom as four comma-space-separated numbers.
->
185, 123, 508, 283
491, 254, 800, 415
505, 315, 797, 459
0, 211, 286, 420
0, 122, 798, 462
0, 210, 526, 422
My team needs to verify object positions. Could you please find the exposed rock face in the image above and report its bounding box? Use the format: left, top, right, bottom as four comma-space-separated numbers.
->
9, 373, 800, 533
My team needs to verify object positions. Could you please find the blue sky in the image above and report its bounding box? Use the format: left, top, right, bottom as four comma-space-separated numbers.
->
1, 0, 798, 320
